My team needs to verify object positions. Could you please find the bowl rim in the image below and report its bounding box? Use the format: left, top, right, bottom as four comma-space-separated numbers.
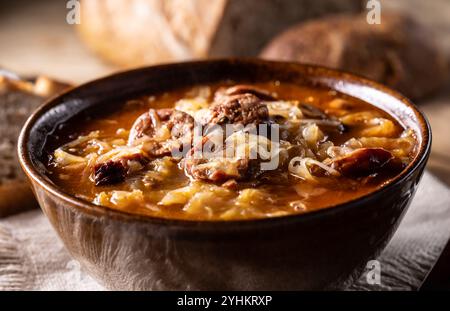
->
17, 58, 432, 228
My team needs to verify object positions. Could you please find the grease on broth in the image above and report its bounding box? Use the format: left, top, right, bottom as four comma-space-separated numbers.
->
46, 82, 417, 220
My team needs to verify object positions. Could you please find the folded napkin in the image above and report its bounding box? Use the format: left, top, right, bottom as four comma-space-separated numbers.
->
1, 171, 449, 291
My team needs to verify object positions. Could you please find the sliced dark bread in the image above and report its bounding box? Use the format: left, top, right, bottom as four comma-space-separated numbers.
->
0, 73, 71, 217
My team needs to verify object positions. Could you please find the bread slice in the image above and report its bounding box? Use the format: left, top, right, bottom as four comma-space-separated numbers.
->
77, 0, 363, 67
0, 73, 71, 218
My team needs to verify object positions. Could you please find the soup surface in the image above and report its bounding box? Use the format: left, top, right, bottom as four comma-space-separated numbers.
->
46, 81, 417, 220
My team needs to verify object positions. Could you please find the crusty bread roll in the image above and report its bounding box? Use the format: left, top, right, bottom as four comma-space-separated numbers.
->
261, 13, 449, 100
77, 0, 363, 67
0, 73, 71, 218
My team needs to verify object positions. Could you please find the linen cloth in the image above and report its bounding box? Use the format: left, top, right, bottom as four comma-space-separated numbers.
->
0, 171, 449, 291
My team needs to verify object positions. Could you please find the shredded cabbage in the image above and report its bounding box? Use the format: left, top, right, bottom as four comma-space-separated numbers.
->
288, 156, 340, 182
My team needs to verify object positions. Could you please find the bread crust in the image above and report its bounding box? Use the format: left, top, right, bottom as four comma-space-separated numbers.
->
261, 13, 449, 99
77, 0, 227, 66
0, 73, 71, 217
77, 0, 363, 67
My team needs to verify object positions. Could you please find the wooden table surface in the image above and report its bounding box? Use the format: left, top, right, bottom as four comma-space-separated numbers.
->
1, 0, 449, 187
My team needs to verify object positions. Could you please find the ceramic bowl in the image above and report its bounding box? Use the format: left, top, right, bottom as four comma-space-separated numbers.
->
18, 59, 431, 290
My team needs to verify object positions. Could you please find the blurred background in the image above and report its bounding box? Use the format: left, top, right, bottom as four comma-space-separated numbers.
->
0, 0, 449, 184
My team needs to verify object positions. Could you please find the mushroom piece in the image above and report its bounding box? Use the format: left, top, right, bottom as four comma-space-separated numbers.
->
298, 103, 329, 119
326, 147, 404, 178
299, 103, 346, 133
215, 84, 277, 101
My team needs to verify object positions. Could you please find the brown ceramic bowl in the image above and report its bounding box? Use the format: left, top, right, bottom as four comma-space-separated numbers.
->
18, 59, 431, 290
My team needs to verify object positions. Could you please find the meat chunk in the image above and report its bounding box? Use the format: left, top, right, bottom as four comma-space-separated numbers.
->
185, 158, 249, 183
209, 93, 269, 126
327, 148, 404, 177
128, 109, 166, 145
221, 179, 239, 190
155, 108, 173, 121
128, 108, 195, 157
94, 153, 148, 186
181, 134, 277, 183
182, 136, 249, 183
166, 109, 195, 141
94, 160, 127, 186
180, 87, 275, 182
184, 154, 287, 184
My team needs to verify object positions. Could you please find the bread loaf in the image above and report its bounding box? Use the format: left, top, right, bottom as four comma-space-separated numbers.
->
261, 13, 449, 100
0, 73, 71, 217
77, 0, 363, 67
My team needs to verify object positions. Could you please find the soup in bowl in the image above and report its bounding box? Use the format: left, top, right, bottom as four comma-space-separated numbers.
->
47, 81, 416, 221
18, 60, 431, 290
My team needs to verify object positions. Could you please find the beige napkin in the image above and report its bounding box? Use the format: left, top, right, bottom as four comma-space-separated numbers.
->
1, 171, 449, 291
350, 171, 450, 290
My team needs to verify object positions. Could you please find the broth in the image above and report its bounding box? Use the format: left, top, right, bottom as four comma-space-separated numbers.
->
46, 81, 417, 220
